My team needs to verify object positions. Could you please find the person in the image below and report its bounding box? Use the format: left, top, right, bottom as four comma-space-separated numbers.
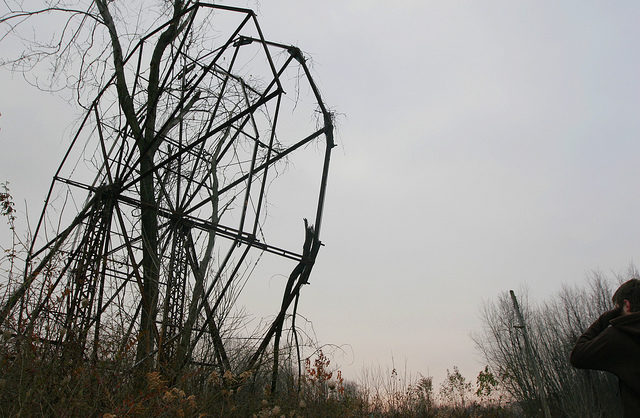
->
570, 278, 640, 416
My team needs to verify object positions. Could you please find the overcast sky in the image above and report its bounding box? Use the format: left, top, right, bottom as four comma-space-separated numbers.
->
2, 1, 640, 387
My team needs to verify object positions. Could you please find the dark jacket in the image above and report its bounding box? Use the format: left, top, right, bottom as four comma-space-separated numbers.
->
570, 310, 640, 417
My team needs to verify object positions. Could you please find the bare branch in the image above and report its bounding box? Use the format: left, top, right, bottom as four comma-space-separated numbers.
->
94, 0, 141, 140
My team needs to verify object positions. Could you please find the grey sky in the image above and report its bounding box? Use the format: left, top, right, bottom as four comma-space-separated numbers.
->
2, 1, 640, 386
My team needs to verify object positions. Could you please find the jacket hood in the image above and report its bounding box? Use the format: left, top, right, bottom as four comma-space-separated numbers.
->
611, 312, 640, 340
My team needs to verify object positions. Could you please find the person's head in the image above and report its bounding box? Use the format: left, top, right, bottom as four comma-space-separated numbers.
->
612, 279, 640, 314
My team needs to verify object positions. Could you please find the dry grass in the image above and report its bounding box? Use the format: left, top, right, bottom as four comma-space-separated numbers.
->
0, 335, 516, 417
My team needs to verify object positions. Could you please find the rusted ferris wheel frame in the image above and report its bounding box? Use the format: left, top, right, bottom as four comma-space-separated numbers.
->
0, 3, 334, 384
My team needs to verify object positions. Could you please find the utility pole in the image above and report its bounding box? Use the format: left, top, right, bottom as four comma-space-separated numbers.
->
510, 290, 552, 418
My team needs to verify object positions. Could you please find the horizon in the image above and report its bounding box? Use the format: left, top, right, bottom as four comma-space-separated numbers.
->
2, 0, 640, 390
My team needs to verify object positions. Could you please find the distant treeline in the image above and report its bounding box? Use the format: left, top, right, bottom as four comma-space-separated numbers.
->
475, 270, 633, 417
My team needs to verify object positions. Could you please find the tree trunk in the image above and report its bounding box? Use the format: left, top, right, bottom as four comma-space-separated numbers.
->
135, 153, 159, 371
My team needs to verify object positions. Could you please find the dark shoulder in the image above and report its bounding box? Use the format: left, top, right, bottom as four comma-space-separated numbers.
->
611, 312, 640, 346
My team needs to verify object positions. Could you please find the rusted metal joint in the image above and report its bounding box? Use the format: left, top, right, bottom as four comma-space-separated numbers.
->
94, 181, 122, 201
233, 35, 253, 47
287, 46, 305, 64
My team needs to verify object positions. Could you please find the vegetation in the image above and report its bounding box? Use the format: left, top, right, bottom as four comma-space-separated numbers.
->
475, 273, 631, 417
0, 335, 515, 416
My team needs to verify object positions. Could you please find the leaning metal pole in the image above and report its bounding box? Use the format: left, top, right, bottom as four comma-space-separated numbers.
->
510, 290, 552, 418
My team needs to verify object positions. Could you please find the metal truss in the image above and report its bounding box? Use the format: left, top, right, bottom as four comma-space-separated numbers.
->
0, 3, 334, 384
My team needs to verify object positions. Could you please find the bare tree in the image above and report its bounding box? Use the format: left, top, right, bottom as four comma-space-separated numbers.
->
475, 273, 628, 416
